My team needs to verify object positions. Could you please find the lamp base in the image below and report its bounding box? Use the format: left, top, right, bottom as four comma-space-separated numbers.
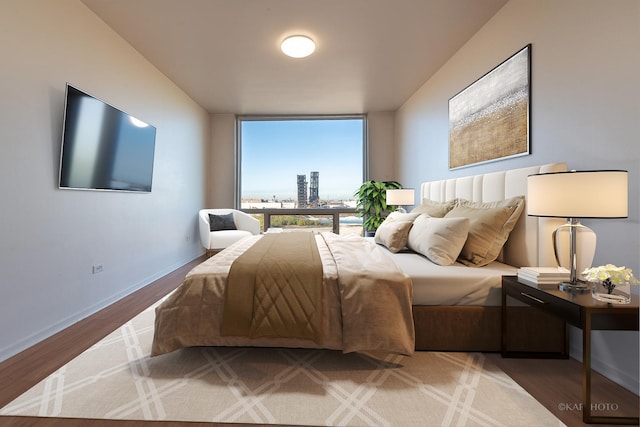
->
553, 222, 596, 277
558, 280, 590, 293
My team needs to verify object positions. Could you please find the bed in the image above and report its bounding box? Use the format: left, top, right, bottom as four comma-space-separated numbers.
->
152, 163, 568, 357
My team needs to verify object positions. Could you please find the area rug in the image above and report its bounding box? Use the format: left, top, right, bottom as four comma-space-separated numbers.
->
1, 301, 563, 426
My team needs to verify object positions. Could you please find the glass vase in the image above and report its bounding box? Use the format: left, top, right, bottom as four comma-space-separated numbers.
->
591, 280, 631, 304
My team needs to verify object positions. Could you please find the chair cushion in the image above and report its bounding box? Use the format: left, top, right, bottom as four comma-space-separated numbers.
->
209, 213, 237, 231
209, 230, 253, 250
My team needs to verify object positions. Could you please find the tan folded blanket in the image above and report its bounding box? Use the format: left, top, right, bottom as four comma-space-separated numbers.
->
321, 233, 414, 355
221, 232, 323, 344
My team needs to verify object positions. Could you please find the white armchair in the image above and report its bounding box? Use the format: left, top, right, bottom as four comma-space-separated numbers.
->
199, 209, 261, 255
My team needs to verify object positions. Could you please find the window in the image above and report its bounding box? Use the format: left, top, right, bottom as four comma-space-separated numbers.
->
236, 116, 366, 235
237, 116, 366, 209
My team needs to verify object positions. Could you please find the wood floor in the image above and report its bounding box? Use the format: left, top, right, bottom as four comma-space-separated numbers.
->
0, 256, 637, 427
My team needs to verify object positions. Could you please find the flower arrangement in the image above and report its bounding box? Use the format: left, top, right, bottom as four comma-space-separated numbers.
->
582, 264, 638, 303
583, 264, 639, 289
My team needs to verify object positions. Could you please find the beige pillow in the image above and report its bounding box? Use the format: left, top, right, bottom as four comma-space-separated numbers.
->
445, 196, 525, 267
386, 211, 421, 222
407, 214, 470, 266
374, 212, 419, 252
411, 198, 457, 218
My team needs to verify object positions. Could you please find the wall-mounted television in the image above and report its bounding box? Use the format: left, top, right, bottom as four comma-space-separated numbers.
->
59, 84, 156, 192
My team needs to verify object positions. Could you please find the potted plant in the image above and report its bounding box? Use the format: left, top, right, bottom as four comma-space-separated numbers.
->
354, 180, 402, 236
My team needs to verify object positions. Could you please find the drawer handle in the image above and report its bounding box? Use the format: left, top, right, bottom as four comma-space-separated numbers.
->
520, 292, 546, 304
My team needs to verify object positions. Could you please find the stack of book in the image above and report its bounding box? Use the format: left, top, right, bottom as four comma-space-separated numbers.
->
517, 266, 570, 285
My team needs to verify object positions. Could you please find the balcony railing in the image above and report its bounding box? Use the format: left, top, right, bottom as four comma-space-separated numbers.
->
240, 208, 359, 234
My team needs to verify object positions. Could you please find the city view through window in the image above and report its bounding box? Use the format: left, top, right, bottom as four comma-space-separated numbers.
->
238, 117, 365, 234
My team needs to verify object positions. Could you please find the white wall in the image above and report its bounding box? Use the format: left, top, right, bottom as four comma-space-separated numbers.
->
209, 114, 236, 207
367, 111, 396, 181
395, 0, 639, 393
0, 0, 209, 361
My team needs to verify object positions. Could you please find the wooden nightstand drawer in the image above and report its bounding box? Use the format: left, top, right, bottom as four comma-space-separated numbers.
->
506, 280, 582, 326
501, 277, 569, 358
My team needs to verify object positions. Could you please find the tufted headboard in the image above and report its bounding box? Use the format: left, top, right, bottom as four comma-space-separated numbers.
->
420, 163, 568, 268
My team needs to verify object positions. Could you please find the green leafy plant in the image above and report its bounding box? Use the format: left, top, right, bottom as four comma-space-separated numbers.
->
354, 180, 402, 234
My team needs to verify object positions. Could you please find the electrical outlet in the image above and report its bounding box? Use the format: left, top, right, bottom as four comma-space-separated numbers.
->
92, 264, 104, 274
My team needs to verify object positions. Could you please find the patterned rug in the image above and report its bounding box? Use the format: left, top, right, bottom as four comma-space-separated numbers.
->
1, 302, 563, 426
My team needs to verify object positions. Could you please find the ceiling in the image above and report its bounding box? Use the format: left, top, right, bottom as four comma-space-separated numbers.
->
82, 0, 508, 115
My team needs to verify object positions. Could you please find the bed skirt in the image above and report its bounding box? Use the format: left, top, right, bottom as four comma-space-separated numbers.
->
412, 305, 566, 353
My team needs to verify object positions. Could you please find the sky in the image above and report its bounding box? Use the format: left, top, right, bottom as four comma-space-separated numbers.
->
240, 118, 364, 201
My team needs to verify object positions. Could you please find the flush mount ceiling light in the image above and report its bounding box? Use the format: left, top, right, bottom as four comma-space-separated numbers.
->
280, 35, 316, 58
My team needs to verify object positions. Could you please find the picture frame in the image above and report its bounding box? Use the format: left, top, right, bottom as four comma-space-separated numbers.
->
448, 44, 531, 170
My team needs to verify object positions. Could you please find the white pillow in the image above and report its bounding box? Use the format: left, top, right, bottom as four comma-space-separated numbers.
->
407, 215, 470, 266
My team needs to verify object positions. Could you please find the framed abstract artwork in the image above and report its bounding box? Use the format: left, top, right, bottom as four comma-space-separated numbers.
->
449, 44, 531, 169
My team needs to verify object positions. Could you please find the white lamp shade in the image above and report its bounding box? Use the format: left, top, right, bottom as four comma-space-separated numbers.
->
527, 170, 628, 218
386, 189, 415, 206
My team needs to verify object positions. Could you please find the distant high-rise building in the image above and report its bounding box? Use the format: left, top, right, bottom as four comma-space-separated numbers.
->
309, 171, 319, 207
297, 174, 308, 207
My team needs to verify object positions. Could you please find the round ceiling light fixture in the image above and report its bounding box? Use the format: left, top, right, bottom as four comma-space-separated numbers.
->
280, 35, 316, 58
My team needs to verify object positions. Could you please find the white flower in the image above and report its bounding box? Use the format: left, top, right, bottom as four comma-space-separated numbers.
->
582, 264, 639, 285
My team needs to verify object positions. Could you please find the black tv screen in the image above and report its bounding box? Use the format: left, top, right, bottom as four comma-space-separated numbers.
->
59, 84, 156, 192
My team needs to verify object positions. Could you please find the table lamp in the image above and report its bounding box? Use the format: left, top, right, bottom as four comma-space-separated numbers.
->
386, 189, 415, 213
527, 170, 628, 292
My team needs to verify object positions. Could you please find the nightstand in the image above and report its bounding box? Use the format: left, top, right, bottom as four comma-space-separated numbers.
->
501, 275, 639, 425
